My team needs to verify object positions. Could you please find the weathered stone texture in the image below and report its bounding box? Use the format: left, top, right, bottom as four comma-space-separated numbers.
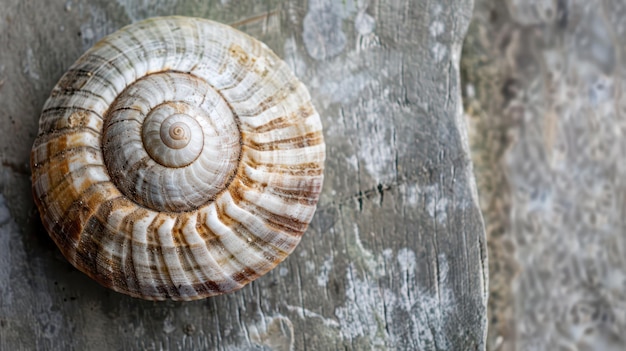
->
463, 0, 626, 350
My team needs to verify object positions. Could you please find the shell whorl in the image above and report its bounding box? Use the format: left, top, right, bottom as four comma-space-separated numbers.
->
30, 16, 325, 301
102, 72, 242, 212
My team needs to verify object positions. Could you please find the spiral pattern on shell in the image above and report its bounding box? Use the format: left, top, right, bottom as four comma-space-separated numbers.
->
30, 16, 325, 300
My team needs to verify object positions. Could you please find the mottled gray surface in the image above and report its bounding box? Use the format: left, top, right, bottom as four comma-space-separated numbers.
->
0, 0, 487, 350
463, 0, 626, 350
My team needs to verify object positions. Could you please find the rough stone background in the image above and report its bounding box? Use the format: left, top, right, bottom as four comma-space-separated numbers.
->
0, 0, 487, 350
463, 0, 626, 350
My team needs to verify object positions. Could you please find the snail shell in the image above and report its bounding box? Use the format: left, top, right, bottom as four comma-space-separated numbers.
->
30, 16, 325, 301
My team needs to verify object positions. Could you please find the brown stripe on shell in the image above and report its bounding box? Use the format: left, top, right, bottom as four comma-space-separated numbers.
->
231, 78, 306, 118
195, 209, 219, 242
39, 108, 104, 133
212, 200, 265, 283
204, 202, 266, 289
51, 181, 120, 249
68, 196, 143, 293
238, 202, 309, 240
240, 158, 324, 177
214, 46, 252, 88
177, 214, 232, 296
40, 106, 103, 123
33, 162, 106, 203
108, 90, 152, 116
227, 43, 254, 69
117, 208, 144, 296
32, 127, 100, 152
256, 80, 302, 112
100, 208, 135, 295
72, 197, 119, 288
34, 164, 110, 217
171, 214, 206, 294
230, 266, 260, 285
147, 213, 181, 298
49, 75, 98, 100
128, 239, 155, 298
34, 176, 78, 223
190, 280, 223, 297
125, 210, 160, 298
32, 147, 102, 192
52, 68, 117, 99
243, 131, 324, 152
241, 151, 323, 172
246, 101, 317, 133
178, 214, 223, 286
219, 193, 286, 264
88, 198, 135, 291
105, 106, 146, 121
219, 58, 302, 115
153, 214, 202, 299
194, 210, 245, 293
228, 178, 309, 237
216, 40, 268, 81
235, 169, 323, 207
144, 243, 171, 299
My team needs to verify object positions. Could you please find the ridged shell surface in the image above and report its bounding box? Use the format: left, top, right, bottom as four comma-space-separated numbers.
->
30, 16, 325, 301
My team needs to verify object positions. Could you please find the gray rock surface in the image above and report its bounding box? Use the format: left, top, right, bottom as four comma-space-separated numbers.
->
0, 0, 486, 350
463, 0, 626, 350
